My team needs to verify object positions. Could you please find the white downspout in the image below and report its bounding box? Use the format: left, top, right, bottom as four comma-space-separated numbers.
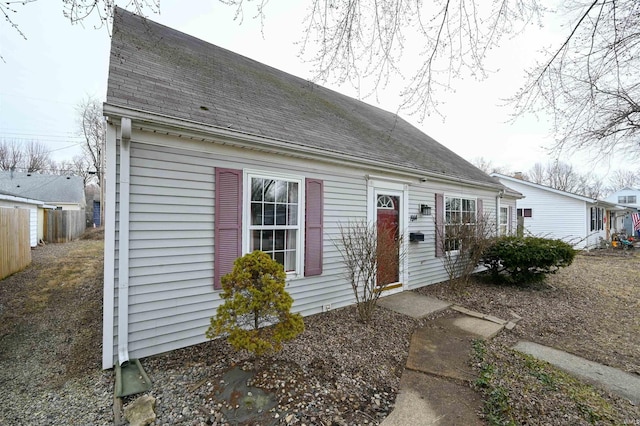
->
102, 123, 117, 369
118, 117, 132, 366
496, 190, 504, 235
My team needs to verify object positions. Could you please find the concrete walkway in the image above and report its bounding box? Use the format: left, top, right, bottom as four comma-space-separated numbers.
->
378, 291, 640, 425
513, 341, 640, 405
379, 292, 506, 426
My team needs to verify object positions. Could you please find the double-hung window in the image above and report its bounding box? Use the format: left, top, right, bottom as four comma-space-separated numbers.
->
248, 174, 302, 273
444, 196, 476, 251
499, 207, 508, 236
590, 207, 604, 231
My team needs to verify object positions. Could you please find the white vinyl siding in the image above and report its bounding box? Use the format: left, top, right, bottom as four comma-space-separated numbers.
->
110, 133, 369, 363
107, 129, 512, 365
494, 178, 602, 249
0, 200, 39, 247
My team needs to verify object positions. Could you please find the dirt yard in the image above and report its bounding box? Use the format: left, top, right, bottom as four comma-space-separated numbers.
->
419, 249, 640, 424
0, 231, 113, 425
419, 249, 640, 375
1, 235, 638, 425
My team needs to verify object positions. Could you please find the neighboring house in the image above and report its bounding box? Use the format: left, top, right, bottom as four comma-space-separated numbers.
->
603, 187, 640, 236
492, 173, 620, 249
0, 189, 55, 247
0, 171, 86, 211
0, 171, 87, 243
604, 187, 640, 209
102, 8, 519, 369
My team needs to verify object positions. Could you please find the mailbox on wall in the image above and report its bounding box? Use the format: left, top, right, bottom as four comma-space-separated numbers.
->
409, 232, 425, 242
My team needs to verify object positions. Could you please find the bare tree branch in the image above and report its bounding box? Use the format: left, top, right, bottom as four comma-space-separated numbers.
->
512, 1, 640, 159
77, 96, 105, 183
0, 139, 25, 171
23, 140, 51, 173
1, 0, 159, 39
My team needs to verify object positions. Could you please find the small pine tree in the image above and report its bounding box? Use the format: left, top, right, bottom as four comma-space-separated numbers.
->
206, 251, 304, 359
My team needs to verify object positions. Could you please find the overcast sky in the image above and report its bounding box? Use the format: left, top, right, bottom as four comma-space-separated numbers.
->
0, 1, 618, 178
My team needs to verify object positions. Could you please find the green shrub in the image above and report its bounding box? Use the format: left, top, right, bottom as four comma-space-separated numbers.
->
206, 251, 304, 358
481, 236, 576, 284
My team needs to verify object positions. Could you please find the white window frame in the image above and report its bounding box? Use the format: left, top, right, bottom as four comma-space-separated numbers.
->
618, 195, 637, 204
366, 178, 409, 291
499, 206, 508, 236
444, 195, 477, 253
243, 170, 305, 277
590, 206, 604, 232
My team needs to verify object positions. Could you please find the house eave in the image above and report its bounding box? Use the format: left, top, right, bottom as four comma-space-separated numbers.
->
0, 193, 45, 206
104, 102, 504, 192
492, 173, 601, 203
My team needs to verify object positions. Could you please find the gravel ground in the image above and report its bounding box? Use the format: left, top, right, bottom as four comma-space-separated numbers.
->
0, 237, 113, 425
134, 305, 423, 425
1, 238, 638, 425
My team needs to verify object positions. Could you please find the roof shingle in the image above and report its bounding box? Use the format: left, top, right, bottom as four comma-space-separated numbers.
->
0, 171, 85, 205
106, 8, 500, 187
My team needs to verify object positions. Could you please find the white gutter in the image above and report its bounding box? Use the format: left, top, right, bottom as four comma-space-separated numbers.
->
104, 103, 505, 192
0, 193, 45, 206
496, 193, 502, 235
102, 123, 117, 369
117, 117, 132, 366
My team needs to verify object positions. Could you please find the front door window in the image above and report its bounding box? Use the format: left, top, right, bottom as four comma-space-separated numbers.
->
376, 194, 400, 286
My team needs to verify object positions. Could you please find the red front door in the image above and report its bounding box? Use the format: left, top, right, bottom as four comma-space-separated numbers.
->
376, 194, 400, 286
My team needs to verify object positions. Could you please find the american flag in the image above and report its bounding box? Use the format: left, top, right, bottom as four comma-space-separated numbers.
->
633, 212, 640, 232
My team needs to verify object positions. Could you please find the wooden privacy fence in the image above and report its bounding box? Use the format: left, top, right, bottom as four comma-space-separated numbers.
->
0, 207, 32, 280
43, 209, 85, 243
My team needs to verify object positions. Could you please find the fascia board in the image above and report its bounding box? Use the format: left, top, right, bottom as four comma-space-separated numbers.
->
104, 103, 505, 192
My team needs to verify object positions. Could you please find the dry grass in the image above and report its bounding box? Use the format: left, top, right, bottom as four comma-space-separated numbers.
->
0, 236, 105, 382
419, 249, 640, 424
419, 250, 640, 374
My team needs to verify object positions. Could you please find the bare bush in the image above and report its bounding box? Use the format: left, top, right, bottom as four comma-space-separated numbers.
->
437, 212, 496, 288
335, 219, 406, 323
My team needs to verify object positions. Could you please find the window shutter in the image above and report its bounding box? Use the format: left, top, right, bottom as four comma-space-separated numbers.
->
305, 178, 323, 276
477, 198, 483, 218
435, 193, 444, 258
214, 168, 242, 290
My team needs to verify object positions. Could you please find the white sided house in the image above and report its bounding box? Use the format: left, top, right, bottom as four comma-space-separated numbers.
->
604, 187, 640, 209
0, 190, 53, 247
0, 171, 86, 212
102, 8, 518, 369
603, 188, 640, 235
492, 174, 617, 249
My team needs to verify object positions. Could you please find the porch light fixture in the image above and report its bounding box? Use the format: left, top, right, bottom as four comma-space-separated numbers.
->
420, 204, 431, 216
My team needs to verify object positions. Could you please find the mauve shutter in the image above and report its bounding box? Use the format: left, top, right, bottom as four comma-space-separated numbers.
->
305, 178, 323, 276
508, 206, 513, 233
214, 168, 242, 290
477, 199, 483, 220
435, 193, 444, 258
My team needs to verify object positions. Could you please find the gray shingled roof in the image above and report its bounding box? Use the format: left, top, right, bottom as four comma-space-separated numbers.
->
0, 171, 85, 205
106, 8, 501, 188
